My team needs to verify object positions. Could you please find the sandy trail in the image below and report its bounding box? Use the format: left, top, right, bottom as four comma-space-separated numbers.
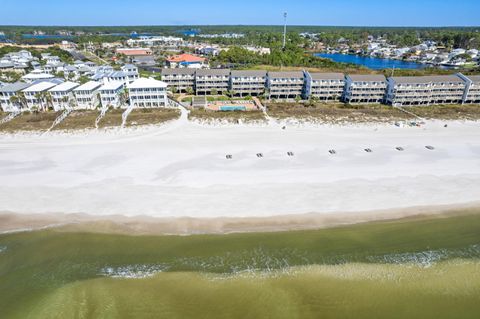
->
0, 119, 479, 221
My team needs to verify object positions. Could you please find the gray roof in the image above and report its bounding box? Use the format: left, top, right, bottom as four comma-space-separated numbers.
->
161, 68, 196, 76
308, 72, 344, 81
0, 82, 31, 93
391, 75, 465, 84
231, 70, 267, 77
348, 74, 386, 82
466, 75, 480, 83
268, 71, 304, 79
196, 69, 230, 76
0, 62, 14, 68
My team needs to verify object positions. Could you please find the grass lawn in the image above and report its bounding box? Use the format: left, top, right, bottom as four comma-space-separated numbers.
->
189, 109, 266, 123
266, 102, 413, 123
0, 111, 60, 132
52, 110, 98, 131
1, 212, 480, 318
125, 108, 181, 127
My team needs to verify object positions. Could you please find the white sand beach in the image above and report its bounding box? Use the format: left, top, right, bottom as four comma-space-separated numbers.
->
0, 118, 480, 223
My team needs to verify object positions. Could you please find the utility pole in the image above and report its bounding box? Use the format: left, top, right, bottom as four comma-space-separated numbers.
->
282, 12, 288, 51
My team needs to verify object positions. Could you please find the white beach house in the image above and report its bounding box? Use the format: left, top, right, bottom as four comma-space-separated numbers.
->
127, 78, 169, 108
99, 81, 125, 109
47, 81, 80, 111
344, 74, 387, 104
22, 81, 59, 111
73, 81, 102, 110
0, 82, 32, 112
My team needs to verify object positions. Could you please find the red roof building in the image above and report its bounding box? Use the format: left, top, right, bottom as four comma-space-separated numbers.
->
166, 53, 206, 67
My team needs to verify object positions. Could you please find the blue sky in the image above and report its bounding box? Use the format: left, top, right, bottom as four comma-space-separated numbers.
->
1, 0, 479, 26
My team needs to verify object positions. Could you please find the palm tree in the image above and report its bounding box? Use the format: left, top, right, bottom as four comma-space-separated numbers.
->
16, 92, 28, 111
44, 92, 54, 111
34, 92, 44, 112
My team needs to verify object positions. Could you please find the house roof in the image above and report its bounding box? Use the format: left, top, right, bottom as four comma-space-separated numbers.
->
48, 81, 80, 92
466, 75, 480, 83
23, 81, 58, 92
167, 53, 205, 63
161, 68, 196, 75
268, 71, 305, 79
231, 70, 267, 77
348, 74, 386, 82
22, 72, 54, 80
195, 69, 230, 76
0, 82, 31, 93
308, 72, 345, 81
99, 81, 125, 91
74, 81, 102, 92
391, 75, 465, 84
128, 77, 167, 89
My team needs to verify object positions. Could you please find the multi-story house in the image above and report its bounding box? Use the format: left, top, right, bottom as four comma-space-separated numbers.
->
0, 82, 31, 112
344, 74, 387, 104
127, 78, 169, 108
99, 81, 125, 109
195, 69, 230, 95
22, 81, 59, 111
47, 81, 80, 111
387, 75, 467, 106
161, 68, 196, 93
459, 74, 480, 104
73, 81, 102, 110
267, 71, 305, 100
304, 72, 345, 101
230, 70, 267, 97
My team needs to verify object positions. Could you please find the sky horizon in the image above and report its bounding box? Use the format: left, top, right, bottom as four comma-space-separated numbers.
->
2, 0, 479, 27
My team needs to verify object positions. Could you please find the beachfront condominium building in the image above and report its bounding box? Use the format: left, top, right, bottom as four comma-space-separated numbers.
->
195, 69, 230, 95
47, 81, 80, 111
386, 75, 467, 106
161, 68, 195, 93
0, 82, 31, 112
22, 81, 59, 111
73, 81, 102, 110
304, 72, 345, 101
127, 77, 169, 108
230, 70, 267, 97
344, 74, 387, 104
267, 71, 305, 100
459, 74, 480, 104
98, 81, 125, 109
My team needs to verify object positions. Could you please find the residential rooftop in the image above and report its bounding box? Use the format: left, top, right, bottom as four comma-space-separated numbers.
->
128, 77, 167, 89
309, 72, 345, 81
48, 81, 79, 92
231, 70, 267, 77
23, 81, 57, 92
74, 81, 102, 92
348, 74, 386, 82
161, 68, 196, 75
99, 81, 125, 91
391, 75, 465, 84
268, 71, 305, 79
196, 69, 231, 76
0, 82, 31, 93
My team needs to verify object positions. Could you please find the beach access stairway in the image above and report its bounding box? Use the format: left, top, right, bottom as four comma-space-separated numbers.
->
121, 104, 135, 128
47, 109, 72, 131
392, 104, 425, 121
95, 106, 109, 129
0, 110, 21, 125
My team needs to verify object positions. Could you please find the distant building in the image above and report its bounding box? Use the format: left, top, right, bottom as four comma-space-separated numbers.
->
166, 53, 206, 69
195, 69, 230, 95
116, 48, 153, 57
127, 78, 169, 108
99, 81, 125, 109
267, 71, 305, 100
387, 75, 467, 106
73, 81, 102, 109
0, 82, 31, 112
344, 74, 387, 104
161, 68, 195, 93
304, 72, 345, 101
230, 70, 267, 97
48, 81, 80, 111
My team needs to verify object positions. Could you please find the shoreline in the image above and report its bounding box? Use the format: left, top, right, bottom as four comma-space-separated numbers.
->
1, 202, 479, 235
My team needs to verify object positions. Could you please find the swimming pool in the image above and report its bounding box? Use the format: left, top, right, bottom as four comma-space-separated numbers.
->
219, 105, 246, 111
